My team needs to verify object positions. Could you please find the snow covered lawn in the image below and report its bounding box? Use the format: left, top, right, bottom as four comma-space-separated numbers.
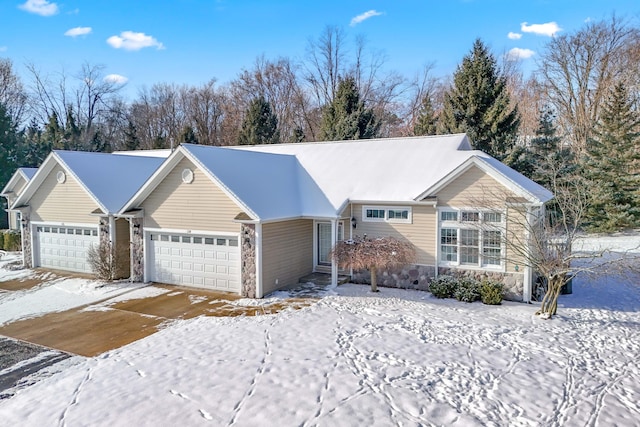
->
0, 235, 638, 426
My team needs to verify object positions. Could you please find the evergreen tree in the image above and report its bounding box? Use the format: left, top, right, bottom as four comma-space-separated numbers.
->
179, 125, 199, 144
319, 76, 379, 141
43, 111, 63, 150
0, 103, 21, 189
237, 96, 280, 145
20, 118, 51, 167
63, 105, 82, 150
440, 39, 520, 160
584, 83, 640, 231
90, 130, 111, 153
528, 109, 575, 189
123, 119, 140, 151
413, 95, 438, 136
291, 126, 305, 143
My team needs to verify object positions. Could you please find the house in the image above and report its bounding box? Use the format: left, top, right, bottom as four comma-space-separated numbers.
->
10, 151, 165, 275
1, 167, 38, 230
115, 134, 552, 301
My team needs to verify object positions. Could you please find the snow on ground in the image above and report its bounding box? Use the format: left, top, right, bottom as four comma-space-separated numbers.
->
0, 236, 639, 426
0, 277, 147, 326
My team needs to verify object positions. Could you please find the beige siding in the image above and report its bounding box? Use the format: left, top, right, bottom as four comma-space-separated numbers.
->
13, 175, 27, 198
352, 204, 437, 265
261, 219, 313, 295
505, 206, 529, 273
29, 166, 100, 224
141, 157, 242, 233
437, 166, 513, 208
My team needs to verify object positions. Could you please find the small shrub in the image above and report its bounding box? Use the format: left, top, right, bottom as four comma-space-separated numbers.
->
2, 230, 21, 252
429, 275, 458, 299
454, 277, 480, 302
480, 280, 504, 305
0, 230, 5, 250
87, 242, 129, 280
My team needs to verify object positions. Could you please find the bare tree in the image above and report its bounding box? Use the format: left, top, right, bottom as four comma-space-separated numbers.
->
0, 58, 28, 124
537, 16, 640, 152
331, 235, 416, 292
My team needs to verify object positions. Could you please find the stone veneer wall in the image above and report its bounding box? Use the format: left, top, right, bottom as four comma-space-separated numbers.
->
351, 264, 436, 291
241, 224, 256, 298
99, 217, 110, 247
20, 212, 32, 268
351, 263, 525, 301
438, 267, 525, 302
130, 217, 144, 282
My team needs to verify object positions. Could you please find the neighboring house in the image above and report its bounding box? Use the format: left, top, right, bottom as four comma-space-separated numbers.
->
116, 134, 552, 301
1, 167, 38, 230
10, 151, 165, 275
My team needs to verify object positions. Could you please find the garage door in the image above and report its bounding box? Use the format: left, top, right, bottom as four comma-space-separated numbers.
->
34, 225, 99, 273
147, 232, 241, 292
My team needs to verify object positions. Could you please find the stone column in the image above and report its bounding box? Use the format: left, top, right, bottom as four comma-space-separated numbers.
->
130, 217, 144, 282
241, 224, 256, 298
20, 211, 32, 268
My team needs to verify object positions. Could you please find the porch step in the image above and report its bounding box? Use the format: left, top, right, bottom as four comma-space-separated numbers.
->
298, 272, 350, 286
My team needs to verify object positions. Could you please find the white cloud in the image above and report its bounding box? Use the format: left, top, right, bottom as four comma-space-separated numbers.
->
18, 0, 59, 16
508, 32, 522, 40
506, 47, 535, 61
350, 10, 383, 26
520, 21, 561, 37
104, 74, 128, 85
106, 31, 165, 51
64, 26, 92, 37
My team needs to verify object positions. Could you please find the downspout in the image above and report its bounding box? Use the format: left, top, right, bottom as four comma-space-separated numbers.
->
331, 219, 338, 286
434, 204, 439, 279
523, 205, 533, 303
256, 223, 263, 298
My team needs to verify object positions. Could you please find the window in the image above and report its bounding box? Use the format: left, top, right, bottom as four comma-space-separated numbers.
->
193, 236, 202, 244
363, 206, 412, 224
439, 209, 504, 268
182, 236, 191, 243
171, 235, 180, 243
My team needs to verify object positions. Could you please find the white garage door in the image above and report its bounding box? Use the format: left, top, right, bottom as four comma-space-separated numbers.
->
147, 232, 241, 292
34, 224, 99, 273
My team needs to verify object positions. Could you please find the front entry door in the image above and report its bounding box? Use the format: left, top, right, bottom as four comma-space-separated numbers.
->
317, 222, 343, 266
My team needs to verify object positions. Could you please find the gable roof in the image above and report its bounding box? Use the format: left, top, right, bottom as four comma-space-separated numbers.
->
1, 167, 38, 197
123, 133, 553, 222
233, 133, 552, 208
123, 145, 335, 221
13, 151, 164, 214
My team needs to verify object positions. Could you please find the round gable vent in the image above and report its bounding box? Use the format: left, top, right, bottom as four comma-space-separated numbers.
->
181, 168, 194, 184
56, 171, 66, 184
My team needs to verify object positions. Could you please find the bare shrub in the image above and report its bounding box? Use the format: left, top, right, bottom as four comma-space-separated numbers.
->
87, 242, 129, 280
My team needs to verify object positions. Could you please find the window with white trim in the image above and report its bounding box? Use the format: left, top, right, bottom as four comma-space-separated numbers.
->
439, 209, 504, 268
363, 206, 412, 224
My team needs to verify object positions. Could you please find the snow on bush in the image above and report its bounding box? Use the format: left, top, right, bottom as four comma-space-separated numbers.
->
454, 277, 481, 303
429, 275, 458, 299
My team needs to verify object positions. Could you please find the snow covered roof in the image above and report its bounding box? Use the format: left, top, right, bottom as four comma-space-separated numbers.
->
1, 167, 38, 197
124, 134, 553, 222
14, 151, 164, 214
113, 149, 172, 158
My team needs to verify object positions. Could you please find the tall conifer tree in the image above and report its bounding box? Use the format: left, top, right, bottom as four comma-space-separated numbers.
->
237, 96, 280, 145
584, 83, 640, 231
440, 39, 519, 160
320, 76, 379, 141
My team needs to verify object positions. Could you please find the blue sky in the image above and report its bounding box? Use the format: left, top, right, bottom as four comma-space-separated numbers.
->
1, 0, 638, 99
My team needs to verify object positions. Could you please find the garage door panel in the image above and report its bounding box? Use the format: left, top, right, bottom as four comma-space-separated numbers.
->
148, 232, 240, 293
34, 224, 98, 274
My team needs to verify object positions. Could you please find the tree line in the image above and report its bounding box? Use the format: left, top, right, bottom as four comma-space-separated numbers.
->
1, 16, 639, 232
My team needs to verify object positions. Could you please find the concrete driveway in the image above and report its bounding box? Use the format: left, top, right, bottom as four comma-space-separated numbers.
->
0, 279, 313, 358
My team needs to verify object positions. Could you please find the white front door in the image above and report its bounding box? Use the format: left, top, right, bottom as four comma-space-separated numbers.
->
147, 232, 241, 293
317, 222, 343, 266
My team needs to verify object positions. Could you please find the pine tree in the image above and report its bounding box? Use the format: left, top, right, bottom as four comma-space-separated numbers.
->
440, 39, 520, 160
528, 109, 575, 189
20, 118, 51, 167
413, 95, 438, 135
123, 119, 140, 151
43, 111, 63, 150
584, 83, 640, 231
63, 105, 82, 150
237, 96, 280, 145
320, 76, 379, 141
0, 103, 23, 193
179, 125, 199, 144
